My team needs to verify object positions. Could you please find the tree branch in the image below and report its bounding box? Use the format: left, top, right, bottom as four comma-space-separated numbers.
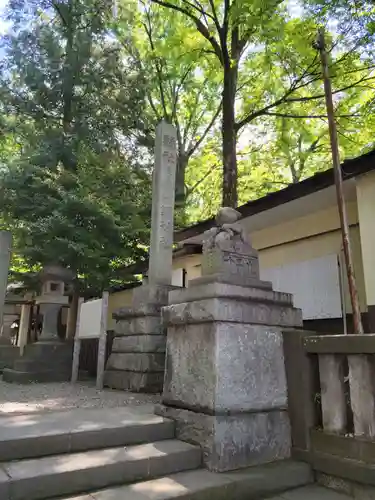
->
51, 0, 69, 29
181, 0, 216, 23
207, 0, 221, 34
186, 163, 219, 197
221, 0, 230, 65
264, 112, 357, 119
187, 101, 222, 156
150, 0, 223, 65
143, 9, 169, 119
235, 61, 373, 131
284, 75, 375, 104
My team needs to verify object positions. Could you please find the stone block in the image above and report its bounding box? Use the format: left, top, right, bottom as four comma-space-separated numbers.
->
168, 282, 293, 307
113, 304, 161, 319
2, 367, 71, 384
189, 274, 272, 290
0, 467, 10, 500
3, 341, 73, 384
114, 316, 162, 336
114, 318, 131, 336
163, 323, 288, 413
106, 353, 165, 372
104, 285, 174, 394
112, 335, 166, 354
155, 404, 291, 472
104, 370, 164, 393
201, 243, 260, 286
0, 345, 19, 371
132, 284, 178, 307
163, 298, 302, 328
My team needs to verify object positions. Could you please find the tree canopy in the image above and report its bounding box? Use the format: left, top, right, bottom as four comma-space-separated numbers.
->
0, 0, 151, 291
0, 0, 374, 290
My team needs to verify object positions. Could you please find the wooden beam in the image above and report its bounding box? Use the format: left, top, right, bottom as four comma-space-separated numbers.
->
304, 335, 375, 354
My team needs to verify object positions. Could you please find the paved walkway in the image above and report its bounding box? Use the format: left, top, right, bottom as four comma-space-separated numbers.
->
0, 378, 160, 415
269, 485, 352, 499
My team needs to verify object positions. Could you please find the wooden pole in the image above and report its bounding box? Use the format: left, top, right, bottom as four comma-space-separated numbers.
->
314, 28, 363, 334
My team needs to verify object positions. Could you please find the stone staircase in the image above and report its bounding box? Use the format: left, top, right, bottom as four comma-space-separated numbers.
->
0, 406, 312, 500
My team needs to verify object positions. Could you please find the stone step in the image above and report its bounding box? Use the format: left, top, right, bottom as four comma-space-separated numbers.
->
23, 342, 73, 358
0, 439, 201, 500
104, 369, 164, 393
13, 357, 71, 372
0, 345, 19, 372
2, 367, 71, 384
45, 460, 313, 500
3, 341, 74, 383
0, 406, 175, 461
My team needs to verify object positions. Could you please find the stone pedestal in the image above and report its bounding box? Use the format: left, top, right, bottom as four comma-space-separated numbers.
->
0, 231, 16, 370
1, 313, 18, 341
156, 211, 302, 472
0, 231, 11, 330
104, 284, 177, 393
0, 311, 20, 371
3, 265, 74, 384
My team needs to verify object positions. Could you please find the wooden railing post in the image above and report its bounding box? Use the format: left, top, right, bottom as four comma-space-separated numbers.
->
319, 354, 347, 433
348, 354, 375, 437
283, 329, 319, 458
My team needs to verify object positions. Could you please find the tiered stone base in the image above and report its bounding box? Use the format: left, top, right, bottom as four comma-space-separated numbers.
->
158, 279, 302, 471
104, 284, 178, 393
0, 341, 19, 372
3, 341, 73, 383
155, 404, 291, 472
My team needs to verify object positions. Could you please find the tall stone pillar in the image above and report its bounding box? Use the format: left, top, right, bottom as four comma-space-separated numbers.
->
156, 208, 303, 471
0, 231, 12, 342
18, 298, 32, 355
105, 121, 178, 392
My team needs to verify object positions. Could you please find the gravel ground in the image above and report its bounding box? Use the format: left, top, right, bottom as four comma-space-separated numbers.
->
0, 378, 160, 415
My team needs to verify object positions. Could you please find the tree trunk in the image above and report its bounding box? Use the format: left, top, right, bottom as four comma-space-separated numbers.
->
222, 65, 238, 208
175, 153, 188, 208
61, 4, 77, 172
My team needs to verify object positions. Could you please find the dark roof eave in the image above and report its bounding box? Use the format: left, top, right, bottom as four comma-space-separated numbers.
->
174, 148, 375, 243
117, 243, 202, 278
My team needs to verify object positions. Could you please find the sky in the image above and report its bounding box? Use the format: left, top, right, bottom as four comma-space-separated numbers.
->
0, 0, 9, 36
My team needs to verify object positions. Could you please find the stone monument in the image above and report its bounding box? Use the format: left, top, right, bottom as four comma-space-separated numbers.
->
155, 208, 303, 471
104, 121, 178, 393
3, 264, 75, 383
0, 231, 12, 342
0, 231, 20, 370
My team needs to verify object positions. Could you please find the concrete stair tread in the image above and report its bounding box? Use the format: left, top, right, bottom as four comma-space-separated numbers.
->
0, 406, 175, 460
0, 439, 201, 500
45, 460, 313, 500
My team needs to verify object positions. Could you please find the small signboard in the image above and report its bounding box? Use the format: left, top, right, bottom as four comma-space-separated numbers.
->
71, 292, 109, 389
77, 298, 103, 339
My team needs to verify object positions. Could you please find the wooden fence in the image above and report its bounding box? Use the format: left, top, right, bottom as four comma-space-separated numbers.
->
79, 331, 115, 377
283, 329, 375, 486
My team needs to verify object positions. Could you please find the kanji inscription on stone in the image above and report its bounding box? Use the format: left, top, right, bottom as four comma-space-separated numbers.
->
148, 122, 177, 286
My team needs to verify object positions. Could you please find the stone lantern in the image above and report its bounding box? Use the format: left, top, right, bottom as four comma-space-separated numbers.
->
3, 264, 76, 384
35, 265, 75, 342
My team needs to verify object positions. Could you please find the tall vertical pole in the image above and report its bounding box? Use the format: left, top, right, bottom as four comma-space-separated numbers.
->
148, 121, 177, 286
0, 231, 12, 338
315, 28, 363, 334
